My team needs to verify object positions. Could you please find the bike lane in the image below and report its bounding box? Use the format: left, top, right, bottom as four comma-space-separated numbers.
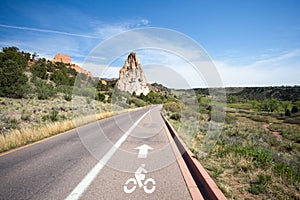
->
79, 105, 192, 199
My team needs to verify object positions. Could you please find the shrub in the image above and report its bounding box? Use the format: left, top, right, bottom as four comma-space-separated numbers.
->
274, 163, 300, 185
34, 80, 56, 100
129, 97, 146, 107
296, 101, 300, 110
163, 102, 180, 113
1, 116, 19, 130
223, 145, 274, 167
248, 183, 266, 195
281, 101, 292, 112
248, 174, 271, 195
95, 92, 105, 102
50, 68, 75, 86
42, 110, 59, 122
170, 112, 181, 121
86, 98, 92, 104
285, 109, 291, 116
259, 98, 279, 112
73, 87, 95, 97
63, 87, 72, 101
284, 142, 295, 151
291, 105, 298, 114
250, 100, 259, 109
21, 110, 31, 121
50, 110, 59, 122
64, 92, 72, 101
227, 95, 238, 103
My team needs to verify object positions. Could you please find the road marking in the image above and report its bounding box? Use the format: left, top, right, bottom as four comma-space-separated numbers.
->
134, 144, 153, 158
124, 164, 156, 194
65, 110, 150, 200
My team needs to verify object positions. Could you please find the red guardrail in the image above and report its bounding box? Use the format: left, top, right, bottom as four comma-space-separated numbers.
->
161, 114, 227, 200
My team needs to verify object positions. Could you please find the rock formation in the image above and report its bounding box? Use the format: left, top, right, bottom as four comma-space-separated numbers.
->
52, 54, 92, 77
116, 52, 150, 96
52, 53, 71, 64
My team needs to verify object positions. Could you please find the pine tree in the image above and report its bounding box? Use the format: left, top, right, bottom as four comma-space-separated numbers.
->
0, 47, 28, 98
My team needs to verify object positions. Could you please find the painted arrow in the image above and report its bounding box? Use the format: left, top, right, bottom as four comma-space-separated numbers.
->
134, 144, 153, 158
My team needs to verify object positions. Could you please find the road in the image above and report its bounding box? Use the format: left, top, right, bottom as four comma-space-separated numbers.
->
0, 105, 192, 199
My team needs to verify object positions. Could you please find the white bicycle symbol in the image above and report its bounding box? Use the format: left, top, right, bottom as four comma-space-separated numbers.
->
123, 164, 156, 194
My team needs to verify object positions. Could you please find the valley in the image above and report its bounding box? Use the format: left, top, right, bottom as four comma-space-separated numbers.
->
0, 46, 299, 199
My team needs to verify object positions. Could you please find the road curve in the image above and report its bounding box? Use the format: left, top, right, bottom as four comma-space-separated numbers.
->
0, 105, 192, 199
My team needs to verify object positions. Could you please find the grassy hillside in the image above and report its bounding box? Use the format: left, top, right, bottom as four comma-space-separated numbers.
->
193, 86, 300, 102
164, 90, 300, 199
0, 46, 178, 152
226, 86, 300, 102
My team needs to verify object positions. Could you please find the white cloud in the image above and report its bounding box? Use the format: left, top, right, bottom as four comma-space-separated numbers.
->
0, 19, 150, 65
214, 49, 300, 87
84, 48, 208, 89
89, 19, 150, 39
82, 28, 221, 88
0, 24, 99, 39
90, 46, 300, 88
3, 23, 298, 88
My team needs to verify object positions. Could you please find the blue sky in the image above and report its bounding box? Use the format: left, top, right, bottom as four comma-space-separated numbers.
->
0, 0, 300, 87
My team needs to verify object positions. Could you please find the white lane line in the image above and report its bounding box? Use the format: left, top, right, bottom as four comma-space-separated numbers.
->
65, 110, 150, 200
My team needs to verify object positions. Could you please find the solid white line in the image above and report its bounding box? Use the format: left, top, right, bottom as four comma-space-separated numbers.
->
65, 110, 150, 200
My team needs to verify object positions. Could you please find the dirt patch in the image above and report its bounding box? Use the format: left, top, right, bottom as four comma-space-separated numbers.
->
263, 123, 282, 140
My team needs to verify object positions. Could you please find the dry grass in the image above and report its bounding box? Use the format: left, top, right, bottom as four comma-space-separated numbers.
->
0, 93, 146, 153
164, 98, 300, 199
0, 111, 125, 153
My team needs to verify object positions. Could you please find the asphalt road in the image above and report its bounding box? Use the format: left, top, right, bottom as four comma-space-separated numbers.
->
0, 105, 191, 199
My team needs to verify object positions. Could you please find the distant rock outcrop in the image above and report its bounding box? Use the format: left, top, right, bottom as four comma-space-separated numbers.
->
116, 52, 149, 96
52, 53, 71, 64
52, 54, 92, 77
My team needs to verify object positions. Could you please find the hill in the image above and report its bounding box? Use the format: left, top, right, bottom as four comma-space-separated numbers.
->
193, 86, 300, 102
225, 86, 300, 102
0, 46, 93, 100
51, 53, 92, 77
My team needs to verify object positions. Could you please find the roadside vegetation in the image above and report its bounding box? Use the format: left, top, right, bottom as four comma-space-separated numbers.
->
0, 47, 111, 152
0, 46, 176, 153
1, 46, 299, 199
164, 89, 300, 199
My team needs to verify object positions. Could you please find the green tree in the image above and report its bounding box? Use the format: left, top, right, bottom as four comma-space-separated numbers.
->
1, 47, 27, 69
281, 101, 292, 112
30, 58, 48, 79
31, 52, 38, 61
296, 101, 300, 111
285, 109, 291, 117
22, 51, 31, 62
0, 59, 28, 98
46, 61, 56, 72
250, 100, 259, 110
0, 47, 29, 98
34, 79, 56, 100
63, 86, 72, 101
227, 95, 238, 103
97, 80, 109, 91
95, 92, 105, 102
268, 98, 279, 112
291, 105, 298, 114
260, 98, 279, 112
50, 69, 70, 86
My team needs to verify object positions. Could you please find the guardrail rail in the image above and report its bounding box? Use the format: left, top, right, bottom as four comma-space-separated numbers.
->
161, 113, 227, 200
